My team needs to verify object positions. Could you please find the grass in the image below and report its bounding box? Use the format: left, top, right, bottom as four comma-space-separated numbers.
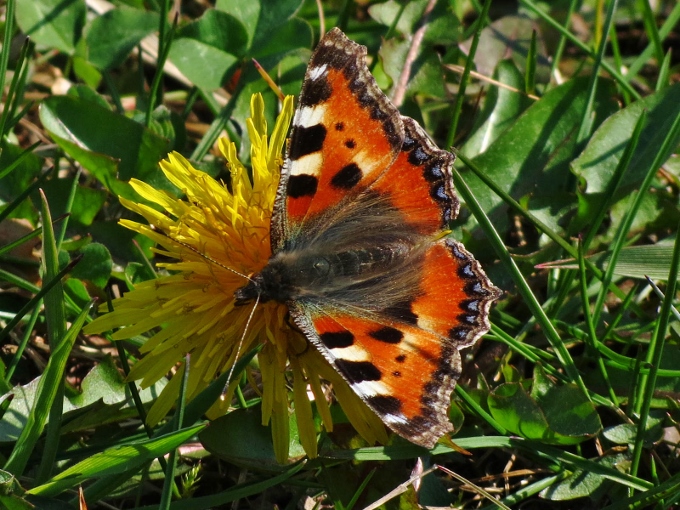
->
1, 0, 680, 508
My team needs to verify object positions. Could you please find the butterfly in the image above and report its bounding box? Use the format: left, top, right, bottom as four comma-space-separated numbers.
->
235, 28, 501, 448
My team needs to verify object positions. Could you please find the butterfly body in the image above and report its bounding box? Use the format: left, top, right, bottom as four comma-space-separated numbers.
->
235, 28, 501, 448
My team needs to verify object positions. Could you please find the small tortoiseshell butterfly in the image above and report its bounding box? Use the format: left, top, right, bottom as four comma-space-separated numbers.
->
236, 28, 501, 448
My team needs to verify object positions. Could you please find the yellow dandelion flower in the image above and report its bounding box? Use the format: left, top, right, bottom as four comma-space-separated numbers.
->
84, 93, 387, 462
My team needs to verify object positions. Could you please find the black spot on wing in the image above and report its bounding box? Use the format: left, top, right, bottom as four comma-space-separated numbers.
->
288, 124, 327, 161
299, 74, 332, 107
395, 354, 406, 363
320, 331, 354, 349
330, 163, 363, 189
366, 395, 402, 415
335, 359, 381, 382
344, 139, 356, 149
287, 174, 318, 198
382, 299, 419, 325
368, 326, 403, 344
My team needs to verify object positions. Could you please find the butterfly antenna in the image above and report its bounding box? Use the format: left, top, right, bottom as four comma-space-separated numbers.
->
221, 292, 261, 401
151, 225, 254, 283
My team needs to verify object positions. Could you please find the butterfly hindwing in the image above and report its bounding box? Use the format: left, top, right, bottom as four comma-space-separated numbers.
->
290, 305, 461, 448
272, 28, 404, 248
288, 235, 499, 448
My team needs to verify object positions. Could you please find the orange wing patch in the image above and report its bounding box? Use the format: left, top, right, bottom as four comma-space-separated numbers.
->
412, 238, 502, 347
372, 117, 458, 235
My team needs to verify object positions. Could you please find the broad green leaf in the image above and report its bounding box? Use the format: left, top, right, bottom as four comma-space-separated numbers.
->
85, 6, 159, 70
0, 357, 165, 441
537, 385, 601, 440
28, 424, 205, 497
66, 84, 111, 110
169, 38, 240, 91
488, 376, 600, 445
39, 177, 107, 227
216, 0, 306, 55
488, 383, 550, 440
379, 38, 446, 98
72, 55, 102, 88
573, 83, 680, 222
168, 10, 247, 90
249, 18, 312, 60
124, 262, 156, 286
200, 407, 305, 469
69, 242, 112, 288
40, 95, 172, 195
461, 60, 534, 157
540, 453, 629, 501
459, 77, 618, 239
15, 0, 86, 55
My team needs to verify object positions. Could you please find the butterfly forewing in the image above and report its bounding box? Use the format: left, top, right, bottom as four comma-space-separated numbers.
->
272, 29, 404, 248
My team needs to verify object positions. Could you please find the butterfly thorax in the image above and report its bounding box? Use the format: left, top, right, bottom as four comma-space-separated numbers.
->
234, 241, 418, 306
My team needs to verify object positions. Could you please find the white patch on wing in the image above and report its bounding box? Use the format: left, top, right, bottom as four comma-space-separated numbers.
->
351, 380, 390, 398
381, 412, 409, 426
289, 153, 323, 177
294, 105, 327, 129
308, 64, 328, 81
329, 345, 371, 362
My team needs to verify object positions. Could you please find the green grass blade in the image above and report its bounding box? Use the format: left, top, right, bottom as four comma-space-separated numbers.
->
576, 0, 619, 145
445, 0, 492, 148
592, 106, 680, 331
3, 299, 94, 477
630, 231, 680, 478
27, 424, 205, 498
525, 30, 537, 96
136, 460, 306, 510
626, 2, 680, 82
159, 356, 189, 509
583, 109, 647, 251
153, 344, 262, 438
656, 49, 672, 92
577, 240, 618, 404
0, 141, 40, 181
0, 0, 16, 138
548, 0, 578, 88
0, 256, 80, 354
190, 78, 244, 161
146, 0, 175, 126
3, 39, 33, 133
520, 0, 640, 100
602, 473, 680, 509
640, 0, 664, 66
33, 190, 68, 482
456, 385, 506, 434
5, 305, 41, 381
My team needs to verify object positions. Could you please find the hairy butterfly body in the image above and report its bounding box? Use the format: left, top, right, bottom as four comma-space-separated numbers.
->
235, 28, 501, 448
